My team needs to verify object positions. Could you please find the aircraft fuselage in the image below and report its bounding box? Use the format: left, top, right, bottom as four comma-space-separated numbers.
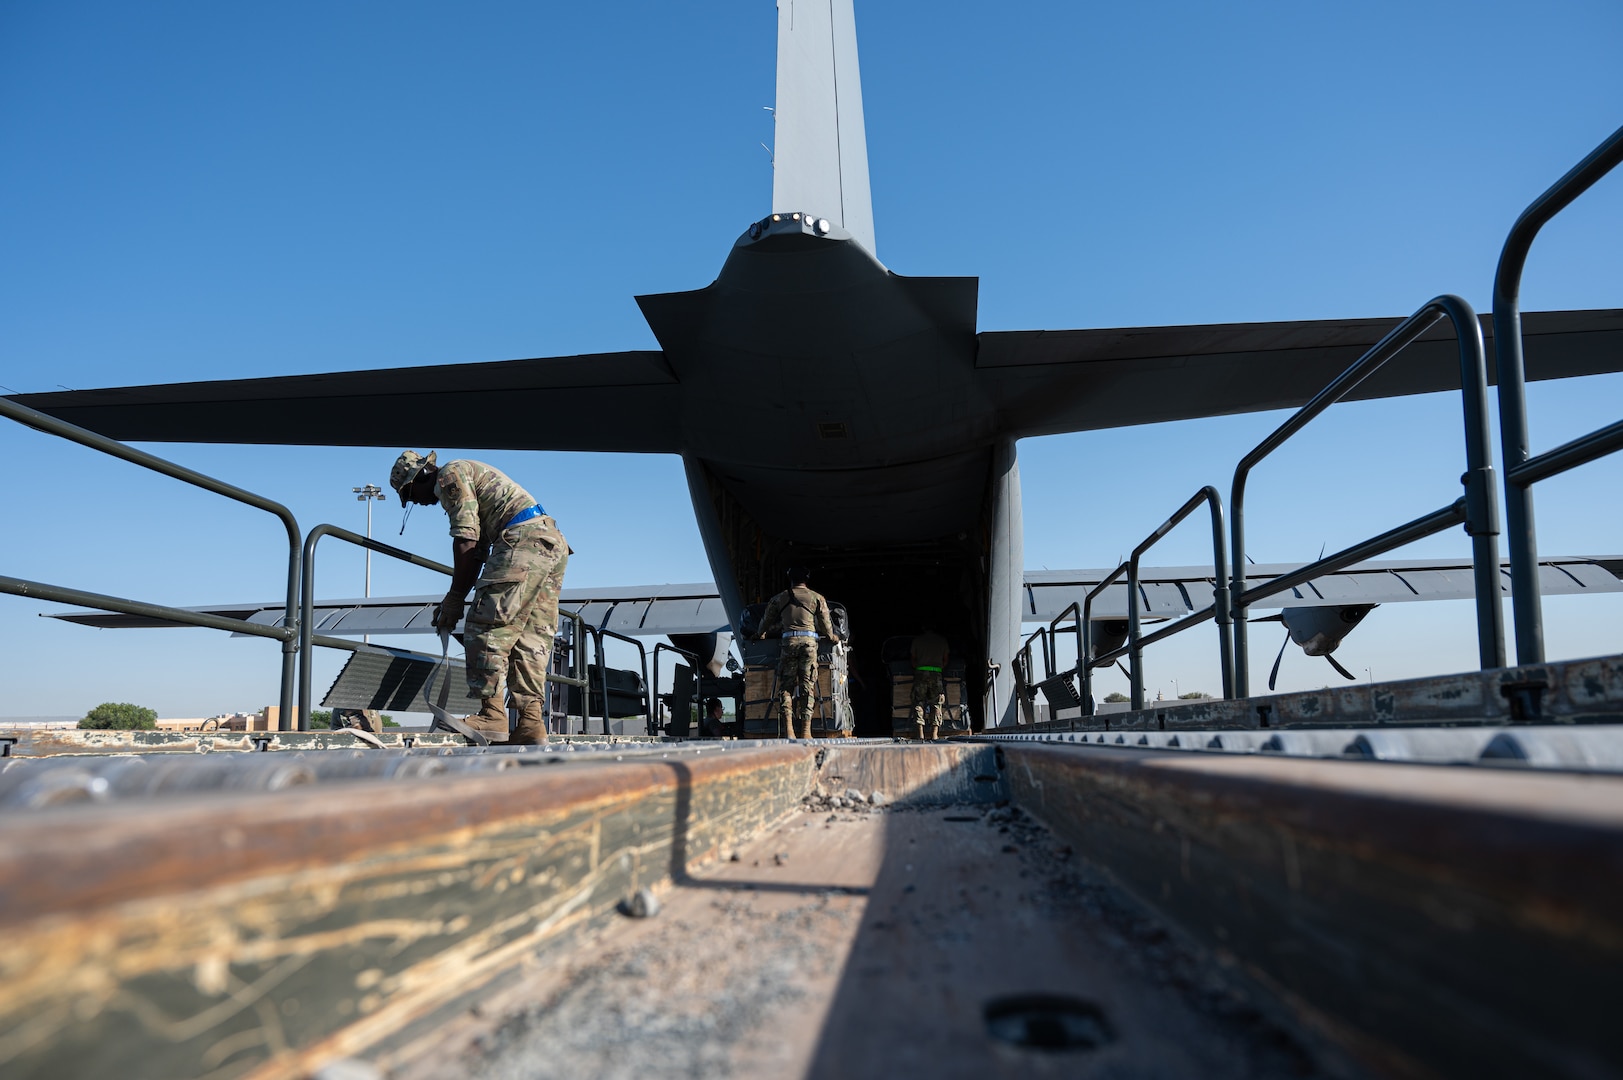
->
640, 216, 1022, 732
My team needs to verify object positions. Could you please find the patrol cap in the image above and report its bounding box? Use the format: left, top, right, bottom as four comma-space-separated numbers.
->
389, 450, 437, 506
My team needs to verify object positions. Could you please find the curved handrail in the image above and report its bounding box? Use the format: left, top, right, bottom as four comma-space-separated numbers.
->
652, 641, 703, 737
1230, 294, 1502, 696
583, 626, 649, 737
1079, 562, 1129, 717
298, 523, 454, 732
300, 523, 589, 737
0, 395, 302, 725
1126, 486, 1232, 710
1492, 123, 1623, 664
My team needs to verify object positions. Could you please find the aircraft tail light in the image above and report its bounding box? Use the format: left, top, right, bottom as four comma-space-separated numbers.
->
772, 214, 781, 221
816, 218, 830, 234
791, 212, 801, 221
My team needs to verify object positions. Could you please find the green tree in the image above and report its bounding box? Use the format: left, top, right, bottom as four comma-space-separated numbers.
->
79, 702, 158, 730
308, 709, 333, 729
380, 714, 398, 728
1103, 692, 1130, 703
1177, 691, 1213, 700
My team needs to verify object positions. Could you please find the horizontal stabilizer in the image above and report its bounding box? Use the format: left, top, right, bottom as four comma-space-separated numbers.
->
981, 309, 1623, 436
6, 351, 682, 453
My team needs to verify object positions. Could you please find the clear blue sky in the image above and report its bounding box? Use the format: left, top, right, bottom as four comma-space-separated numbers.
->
2, 1, 1620, 718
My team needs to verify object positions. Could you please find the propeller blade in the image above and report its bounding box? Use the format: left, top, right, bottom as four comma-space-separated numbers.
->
1325, 653, 1358, 681
1268, 628, 1290, 691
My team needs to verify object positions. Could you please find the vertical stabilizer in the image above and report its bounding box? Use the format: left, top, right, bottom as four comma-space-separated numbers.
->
772, 0, 875, 256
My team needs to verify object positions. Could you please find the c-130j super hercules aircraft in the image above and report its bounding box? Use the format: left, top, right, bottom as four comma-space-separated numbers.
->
14, 1, 1623, 731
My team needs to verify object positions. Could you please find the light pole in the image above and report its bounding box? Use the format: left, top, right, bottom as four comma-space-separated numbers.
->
354, 484, 385, 642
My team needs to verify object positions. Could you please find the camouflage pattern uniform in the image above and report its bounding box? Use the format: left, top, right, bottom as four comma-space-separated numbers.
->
758, 584, 838, 739
910, 630, 950, 739
436, 460, 569, 706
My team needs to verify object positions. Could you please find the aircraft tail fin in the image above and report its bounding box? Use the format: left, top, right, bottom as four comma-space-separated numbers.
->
772, 0, 875, 256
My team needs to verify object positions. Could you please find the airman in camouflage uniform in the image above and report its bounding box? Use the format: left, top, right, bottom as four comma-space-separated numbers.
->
909, 629, 951, 740
756, 568, 841, 739
391, 451, 568, 745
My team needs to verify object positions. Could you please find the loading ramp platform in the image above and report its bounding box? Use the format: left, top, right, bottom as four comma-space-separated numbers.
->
3, 654, 1623, 1079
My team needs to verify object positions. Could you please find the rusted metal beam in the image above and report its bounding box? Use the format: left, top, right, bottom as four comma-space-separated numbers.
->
1002, 742, 1623, 1077
0, 745, 816, 1080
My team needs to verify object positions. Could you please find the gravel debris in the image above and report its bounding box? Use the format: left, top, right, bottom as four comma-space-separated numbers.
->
462, 895, 858, 1079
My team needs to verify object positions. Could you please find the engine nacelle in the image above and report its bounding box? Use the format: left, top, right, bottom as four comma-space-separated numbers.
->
1281, 605, 1375, 657
667, 632, 735, 677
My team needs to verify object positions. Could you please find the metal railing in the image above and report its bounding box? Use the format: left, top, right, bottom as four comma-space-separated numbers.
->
583, 626, 649, 737
298, 522, 590, 734
0, 396, 303, 723
1230, 294, 1504, 696
1114, 487, 1231, 710
550, 608, 591, 731
1016, 488, 1232, 718
651, 641, 702, 736
1492, 123, 1623, 664
1047, 602, 1085, 709
298, 524, 456, 731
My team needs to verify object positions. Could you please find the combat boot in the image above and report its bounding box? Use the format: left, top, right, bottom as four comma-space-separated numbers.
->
462, 697, 510, 743
797, 715, 814, 740
927, 723, 941, 741
510, 694, 546, 745
913, 722, 926, 741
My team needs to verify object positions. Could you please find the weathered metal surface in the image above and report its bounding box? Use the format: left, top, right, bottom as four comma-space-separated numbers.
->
0, 740, 890, 814
0, 728, 668, 758
0, 744, 817, 1080
1023, 651, 1623, 734
817, 742, 1009, 805
1001, 742, 1623, 1077
392, 802, 1342, 1079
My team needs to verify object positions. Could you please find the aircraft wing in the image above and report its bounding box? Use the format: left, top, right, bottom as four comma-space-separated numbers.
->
50, 583, 732, 638
48, 557, 1623, 636
1024, 556, 1623, 622
5, 351, 682, 453
979, 309, 1623, 437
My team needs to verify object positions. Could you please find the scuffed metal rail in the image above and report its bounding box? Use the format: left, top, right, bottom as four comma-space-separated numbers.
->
1493, 122, 1623, 664
1230, 294, 1503, 697
0, 395, 302, 723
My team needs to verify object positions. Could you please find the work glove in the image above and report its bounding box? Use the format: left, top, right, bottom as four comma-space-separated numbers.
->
433, 595, 466, 633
